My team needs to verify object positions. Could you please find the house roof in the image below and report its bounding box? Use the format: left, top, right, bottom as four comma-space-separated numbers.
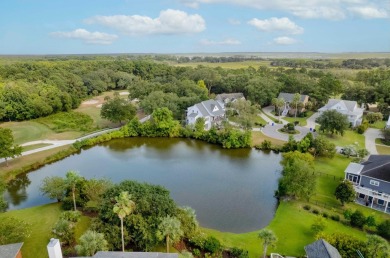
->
360, 155, 390, 182
304, 239, 341, 258
195, 99, 225, 117
278, 93, 308, 103
90, 252, 178, 258
215, 93, 245, 103
0, 243, 23, 258
345, 162, 364, 175
319, 99, 361, 113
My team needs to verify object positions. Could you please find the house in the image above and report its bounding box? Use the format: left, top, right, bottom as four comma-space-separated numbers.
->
277, 93, 309, 116
318, 99, 363, 127
186, 100, 225, 130
0, 242, 23, 258
386, 115, 390, 129
304, 239, 341, 258
344, 155, 390, 214
215, 93, 245, 108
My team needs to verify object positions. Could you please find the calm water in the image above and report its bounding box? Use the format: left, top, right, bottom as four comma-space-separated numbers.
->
4, 138, 282, 233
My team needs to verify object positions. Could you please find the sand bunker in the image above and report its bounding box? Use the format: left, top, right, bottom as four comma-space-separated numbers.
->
120, 92, 130, 96
82, 99, 99, 105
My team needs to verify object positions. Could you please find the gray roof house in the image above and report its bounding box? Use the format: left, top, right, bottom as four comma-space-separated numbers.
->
318, 99, 363, 126
304, 239, 341, 258
215, 93, 245, 108
277, 93, 309, 116
77, 252, 178, 258
186, 99, 225, 130
344, 155, 390, 214
0, 242, 23, 258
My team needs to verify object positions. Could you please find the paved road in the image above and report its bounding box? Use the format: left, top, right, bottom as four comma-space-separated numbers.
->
305, 112, 320, 129
364, 128, 382, 155
261, 123, 314, 141
0, 128, 121, 165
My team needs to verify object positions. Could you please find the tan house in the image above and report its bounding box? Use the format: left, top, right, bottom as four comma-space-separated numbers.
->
277, 93, 309, 116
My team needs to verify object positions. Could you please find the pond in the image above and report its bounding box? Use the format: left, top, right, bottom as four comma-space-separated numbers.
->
4, 138, 282, 233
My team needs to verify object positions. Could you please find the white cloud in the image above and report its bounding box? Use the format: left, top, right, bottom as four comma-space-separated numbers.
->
273, 36, 297, 45
349, 6, 388, 19
181, 0, 389, 20
200, 38, 241, 46
50, 29, 118, 45
248, 17, 304, 34
85, 9, 206, 35
180, 0, 200, 8
228, 18, 241, 25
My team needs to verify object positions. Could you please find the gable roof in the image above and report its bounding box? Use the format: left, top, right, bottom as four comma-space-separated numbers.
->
304, 239, 341, 258
319, 99, 358, 113
194, 99, 225, 117
360, 155, 390, 182
215, 93, 245, 103
0, 243, 23, 258
278, 93, 308, 103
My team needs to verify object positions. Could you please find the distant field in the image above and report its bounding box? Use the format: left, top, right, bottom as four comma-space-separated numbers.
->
173, 60, 272, 69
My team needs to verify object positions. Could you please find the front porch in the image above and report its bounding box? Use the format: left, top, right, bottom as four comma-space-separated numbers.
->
353, 185, 390, 214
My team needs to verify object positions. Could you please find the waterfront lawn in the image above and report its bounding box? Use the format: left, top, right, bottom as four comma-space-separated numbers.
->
322, 130, 365, 148
204, 201, 368, 258
252, 131, 286, 147
0, 203, 62, 258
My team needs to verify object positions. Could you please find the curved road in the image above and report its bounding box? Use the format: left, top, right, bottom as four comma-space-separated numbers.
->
364, 128, 381, 155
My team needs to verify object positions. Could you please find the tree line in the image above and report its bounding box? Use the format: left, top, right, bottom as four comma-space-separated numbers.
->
1, 58, 389, 123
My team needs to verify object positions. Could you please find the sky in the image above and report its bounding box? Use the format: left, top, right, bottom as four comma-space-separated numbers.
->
0, 0, 389, 54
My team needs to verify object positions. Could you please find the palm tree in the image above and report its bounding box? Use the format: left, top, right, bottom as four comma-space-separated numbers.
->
291, 93, 301, 118
157, 215, 183, 253
258, 229, 277, 258
113, 191, 135, 252
272, 97, 285, 122
65, 171, 83, 211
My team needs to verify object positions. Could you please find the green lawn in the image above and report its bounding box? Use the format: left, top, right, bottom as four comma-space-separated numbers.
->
0, 121, 54, 145
0, 203, 62, 258
252, 131, 286, 147
321, 130, 365, 148
283, 111, 314, 127
0, 203, 93, 258
376, 144, 390, 155
368, 120, 386, 129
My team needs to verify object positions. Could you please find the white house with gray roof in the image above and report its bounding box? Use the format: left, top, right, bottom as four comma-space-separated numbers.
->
386, 115, 390, 129
186, 99, 225, 130
318, 99, 363, 127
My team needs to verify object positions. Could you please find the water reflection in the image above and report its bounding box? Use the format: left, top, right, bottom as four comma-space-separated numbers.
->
5, 138, 281, 233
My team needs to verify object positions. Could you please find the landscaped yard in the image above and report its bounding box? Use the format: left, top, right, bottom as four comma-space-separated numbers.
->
368, 120, 386, 129
283, 111, 314, 127
321, 130, 365, 148
252, 131, 286, 147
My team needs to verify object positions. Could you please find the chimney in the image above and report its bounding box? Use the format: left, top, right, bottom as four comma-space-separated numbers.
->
47, 238, 63, 258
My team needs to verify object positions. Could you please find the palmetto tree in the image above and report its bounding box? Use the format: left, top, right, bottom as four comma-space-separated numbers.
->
291, 93, 301, 118
113, 191, 135, 252
157, 215, 183, 253
65, 171, 83, 211
258, 229, 278, 258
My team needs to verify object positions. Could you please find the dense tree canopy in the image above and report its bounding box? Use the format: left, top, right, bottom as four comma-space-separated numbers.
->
316, 110, 350, 135
100, 93, 136, 124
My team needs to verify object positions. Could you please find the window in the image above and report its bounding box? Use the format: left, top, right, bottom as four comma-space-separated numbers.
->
347, 174, 358, 183
370, 180, 379, 186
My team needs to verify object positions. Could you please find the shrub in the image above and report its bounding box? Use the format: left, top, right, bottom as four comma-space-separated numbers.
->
189, 233, 206, 249
204, 236, 221, 254
260, 140, 272, 150
350, 210, 366, 228
331, 215, 340, 221
52, 219, 75, 245
60, 210, 82, 223
312, 209, 319, 215
303, 204, 311, 211
377, 220, 390, 240
230, 247, 249, 258
192, 248, 200, 256
322, 212, 329, 218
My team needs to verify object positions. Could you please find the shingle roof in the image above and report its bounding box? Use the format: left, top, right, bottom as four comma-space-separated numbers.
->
215, 93, 245, 102
319, 99, 359, 113
0, 243, 23, 258
92, 252, 178, 258
361, 155, 390, 182
278, 93, 308, 103
304, 239, 341, 258
345, 162, 364, 175
197, 99, 225, 117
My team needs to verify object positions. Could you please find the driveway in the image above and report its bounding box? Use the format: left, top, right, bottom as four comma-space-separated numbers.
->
305, 112, 320, 130
262, 106, 288, 125
364, 128, 382, 155
261, 123, 314, 141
